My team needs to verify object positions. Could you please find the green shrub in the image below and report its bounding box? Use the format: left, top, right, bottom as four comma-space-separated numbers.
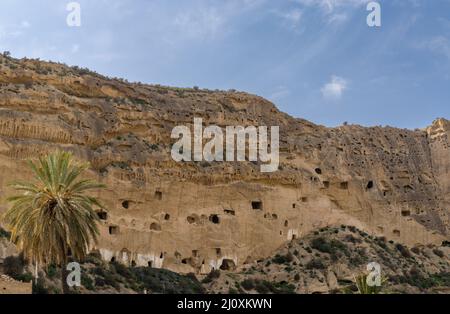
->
81, 274, 95, 290
3, 255, 25, 279
84, 252, 103, 266
202, 269, 220, 283
344, 234, 361, 244
0, 227, 11, 238
16, 272, 33, 283
254, 280, 272, 294
306, 258, 325, 270
311, 237, 348, 256
395, 244, 411, 258
95, 276, 106, 287
272, 281, 296, 294
349, 256, 365, 267
131, 267, 204, 294
32, 277, 50, 294
111, 261, 133, 279
272, 252, 294, 264
241, 279, 255, 290
46, 264, 58, 279
402, 272, 450, 290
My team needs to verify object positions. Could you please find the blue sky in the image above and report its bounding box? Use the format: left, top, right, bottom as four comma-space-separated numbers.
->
0, 0, 449, 128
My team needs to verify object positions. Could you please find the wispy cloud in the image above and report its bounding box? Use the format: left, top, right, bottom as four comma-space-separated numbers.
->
269, 85, 291, 101
0, 20, 30, 40
292, 0, 367, 25
415, 35, 450, 59
161, 0, 266, 41
278, 9, 303, 29
321, 75, 348, 100
293, 0, 367, 13
173, 8, 225, 40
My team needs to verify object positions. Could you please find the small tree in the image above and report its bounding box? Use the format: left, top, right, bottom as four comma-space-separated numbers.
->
354, 273, 386, 294
3, 151, 106, 293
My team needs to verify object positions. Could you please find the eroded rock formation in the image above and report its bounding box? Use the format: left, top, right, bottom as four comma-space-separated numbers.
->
0, 55, 448, 274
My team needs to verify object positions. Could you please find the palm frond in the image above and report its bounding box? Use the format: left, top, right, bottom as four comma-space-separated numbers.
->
2, 150, 106, 267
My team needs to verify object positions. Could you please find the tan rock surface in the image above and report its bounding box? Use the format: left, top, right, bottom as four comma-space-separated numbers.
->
0, 55, 448, 274
0, 274, 32, 294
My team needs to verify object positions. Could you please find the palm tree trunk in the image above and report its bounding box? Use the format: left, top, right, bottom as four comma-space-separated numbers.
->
61, 266, 70, 294
34, 262, 39, 279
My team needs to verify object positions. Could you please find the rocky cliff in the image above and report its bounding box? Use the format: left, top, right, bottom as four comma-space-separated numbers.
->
0, 54, 448, 274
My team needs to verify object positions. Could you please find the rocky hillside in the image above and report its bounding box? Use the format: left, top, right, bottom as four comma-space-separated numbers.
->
204, 225, 450, 294
0, 53, 448, 275
1, 226, 448, 294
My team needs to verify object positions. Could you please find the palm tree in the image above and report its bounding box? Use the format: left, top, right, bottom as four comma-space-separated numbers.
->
354, 273, 387, 294
2, 151, 106, 293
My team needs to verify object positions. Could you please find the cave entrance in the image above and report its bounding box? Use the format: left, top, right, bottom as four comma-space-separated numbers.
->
224, 209, 235, 216
187, 214, 200, 224
209, 214, 220, 224
340, 182, 349, 190
251, 200, 263, 210
401, 210, 411, 217
155, 190, 163, 200
150, 222, 162, 231
109, 225, 119, 235
97, 211, 108, 220
219, 259, 236, 271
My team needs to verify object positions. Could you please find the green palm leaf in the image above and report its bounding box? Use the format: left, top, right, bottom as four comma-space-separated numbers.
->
2, 150, 106, 292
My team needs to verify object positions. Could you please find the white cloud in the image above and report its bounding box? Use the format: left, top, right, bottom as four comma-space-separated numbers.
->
174, 8, 224, 40
0, 20, 31, 40
327, 12, 348, 24
294, 0, 368, 13
279, 9, 303, 29
321, 75, 348, 99
171, 0, 266, 40
290, 0, 368, 26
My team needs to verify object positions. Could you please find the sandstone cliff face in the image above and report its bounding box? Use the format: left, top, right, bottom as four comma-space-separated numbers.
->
0, 55, 448, 274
